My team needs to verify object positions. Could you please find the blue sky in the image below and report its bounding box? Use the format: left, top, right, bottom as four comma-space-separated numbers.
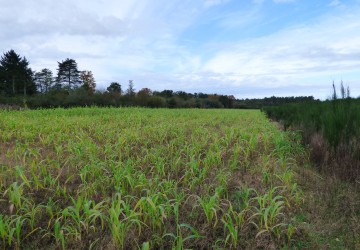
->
1, 0, 360, 98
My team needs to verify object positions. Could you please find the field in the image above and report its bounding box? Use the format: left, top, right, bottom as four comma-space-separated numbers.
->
0, 108, 342, 249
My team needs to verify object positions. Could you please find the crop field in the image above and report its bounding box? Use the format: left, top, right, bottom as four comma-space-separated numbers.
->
0, 108, 307, 249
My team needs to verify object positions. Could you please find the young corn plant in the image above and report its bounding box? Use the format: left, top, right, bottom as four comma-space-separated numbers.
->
289, 183, 304, 207
222, 211, 238, 248
13, 215, 28, 249
52, 218, 66, 250
134, 193, 168, 232
250, 187, 288, 240
3, 182, 28, 209
275, 168, 293, 187
221, 202, 249, 249
197, 193, 221, 227
15, 166, 31, 189
163, 202, 202, 250
66, 196, 85, 234
232, 186, 255, 211
82, 198, 107, 231
0, 214, 10, 248
107, 193, 143, 248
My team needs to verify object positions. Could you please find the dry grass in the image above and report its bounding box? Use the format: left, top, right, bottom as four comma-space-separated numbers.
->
293, 159, 360, 249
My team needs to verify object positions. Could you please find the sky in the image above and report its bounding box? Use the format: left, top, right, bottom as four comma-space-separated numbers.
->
1, 0, 360, 99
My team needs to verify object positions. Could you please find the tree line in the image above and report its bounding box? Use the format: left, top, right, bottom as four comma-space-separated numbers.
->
0, 50, 96, 96
0, 49, 316, 109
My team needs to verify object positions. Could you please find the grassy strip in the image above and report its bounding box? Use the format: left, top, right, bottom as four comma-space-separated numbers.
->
293, 162, 360, 249
262, 88, 360, 248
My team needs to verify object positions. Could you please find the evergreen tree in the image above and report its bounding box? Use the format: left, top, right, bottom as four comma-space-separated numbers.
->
0, 49, 36, 96
56, 58, 81, 90
34, 68, 53, 93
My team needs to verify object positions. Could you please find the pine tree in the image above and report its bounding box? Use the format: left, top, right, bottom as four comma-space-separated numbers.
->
0, 49, 35, 96
56, 58, 81, 90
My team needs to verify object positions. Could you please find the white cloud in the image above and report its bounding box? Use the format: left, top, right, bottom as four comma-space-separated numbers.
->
201, 10, 360, 98
0, 0, 200, 80
329, 0, 342, 7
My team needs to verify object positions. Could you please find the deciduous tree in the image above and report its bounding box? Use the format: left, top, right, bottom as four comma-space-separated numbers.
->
80, 70, 96, 93
137, 88, 152, 98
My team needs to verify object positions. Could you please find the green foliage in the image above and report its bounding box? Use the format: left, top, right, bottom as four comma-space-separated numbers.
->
106, 82, 122, 94
34, 68, 54, 93
263, 98, 360, 149
80, 70, 96, 94
0, 50, 36, 96
56, 58, 82, 90
262, 84, 360, 181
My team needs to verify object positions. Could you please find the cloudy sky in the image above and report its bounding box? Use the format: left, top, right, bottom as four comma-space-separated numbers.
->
1, 0, 360, 99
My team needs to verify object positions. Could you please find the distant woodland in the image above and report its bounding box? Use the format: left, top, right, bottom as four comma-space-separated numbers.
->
0, 50, 316, 109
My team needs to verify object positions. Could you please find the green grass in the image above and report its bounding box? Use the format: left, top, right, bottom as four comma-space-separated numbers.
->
0, 108, 310, 249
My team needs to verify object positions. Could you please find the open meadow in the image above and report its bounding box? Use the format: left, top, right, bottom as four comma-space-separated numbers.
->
0, 108, 342, 249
